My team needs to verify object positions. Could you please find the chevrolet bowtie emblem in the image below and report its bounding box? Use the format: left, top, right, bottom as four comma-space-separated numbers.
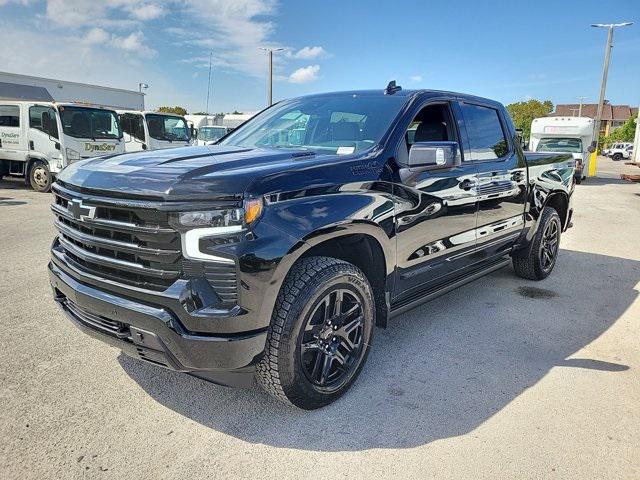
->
67, 199, 96, 221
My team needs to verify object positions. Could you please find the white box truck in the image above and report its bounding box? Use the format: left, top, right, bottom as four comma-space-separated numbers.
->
530, 116, 595, 183
118, 111, 192, 152
0, 99, 124, 191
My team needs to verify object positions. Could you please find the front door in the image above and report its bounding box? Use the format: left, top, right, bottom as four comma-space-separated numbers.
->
458, 101, 527, 259
392, 101, 479, 301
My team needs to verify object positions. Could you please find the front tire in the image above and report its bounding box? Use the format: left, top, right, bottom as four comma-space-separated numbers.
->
256, 256, 375, 409
29, 161, 52, 193
513, 207, 561, 280
613, 153, 623, 161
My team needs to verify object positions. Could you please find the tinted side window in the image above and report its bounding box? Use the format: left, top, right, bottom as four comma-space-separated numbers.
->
461, 104, 509, 160
29, 106, 59, 139
0, 105, 20, 127
121, 113, 145, 142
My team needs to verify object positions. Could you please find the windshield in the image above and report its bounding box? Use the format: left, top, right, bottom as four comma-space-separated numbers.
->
146, 114, 190, 142
59, 106, 121, 140
199, 126, 228, 142
536, 137, 583, 153
219, 94, 408, 155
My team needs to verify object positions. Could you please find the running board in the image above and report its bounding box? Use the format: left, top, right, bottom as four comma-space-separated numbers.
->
390, 257, 511, 318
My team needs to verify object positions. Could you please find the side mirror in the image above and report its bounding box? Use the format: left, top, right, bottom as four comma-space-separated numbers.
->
408, 141, 458, 169
587, 143, 596, 153
191, 125, 196, 139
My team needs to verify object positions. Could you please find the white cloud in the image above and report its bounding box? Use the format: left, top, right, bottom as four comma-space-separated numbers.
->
181, 0, 280, 78
292, 46, 328, 60
409, 75, 423, 83
128, 3, 165, 21
82, 27, 110, 44
111, 30, 155, 56
289, 65, 320, 84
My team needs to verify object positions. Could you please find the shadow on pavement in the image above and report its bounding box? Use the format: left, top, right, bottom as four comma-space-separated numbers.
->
578, 176, 630, 186
0, 178, 31, 191
119, 249, 637, 451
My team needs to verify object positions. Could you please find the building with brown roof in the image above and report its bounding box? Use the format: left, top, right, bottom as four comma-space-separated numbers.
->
551, 102, 638, 136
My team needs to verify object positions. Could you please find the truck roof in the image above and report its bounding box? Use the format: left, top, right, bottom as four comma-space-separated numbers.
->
117, 110, 185, 117
292, 88, 504, 108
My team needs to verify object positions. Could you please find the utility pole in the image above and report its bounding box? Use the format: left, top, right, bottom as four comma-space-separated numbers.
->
206, 51, 213, 115
577, 96, 587, 117
259, 47, 284, 106
590, 22, 633, 176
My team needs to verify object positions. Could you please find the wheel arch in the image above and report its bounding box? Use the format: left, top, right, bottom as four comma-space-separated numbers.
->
261, 221, 394, 329
24, 155, 49, 184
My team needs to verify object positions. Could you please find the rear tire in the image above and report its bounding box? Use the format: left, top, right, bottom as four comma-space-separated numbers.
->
513, 207, 561, 281
256, 256, 375, 409
29, 161, 52, 193
613, 153, 623, 161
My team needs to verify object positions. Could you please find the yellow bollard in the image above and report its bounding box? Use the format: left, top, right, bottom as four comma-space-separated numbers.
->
588, 151, 598, 177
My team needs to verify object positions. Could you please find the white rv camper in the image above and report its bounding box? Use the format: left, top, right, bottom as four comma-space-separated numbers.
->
530, 116, 595, 183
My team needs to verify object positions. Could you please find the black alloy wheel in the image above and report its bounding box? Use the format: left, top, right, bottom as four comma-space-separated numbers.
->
299, 288, 365, 391
539, 216, 560, 273
256, 256, 375, 409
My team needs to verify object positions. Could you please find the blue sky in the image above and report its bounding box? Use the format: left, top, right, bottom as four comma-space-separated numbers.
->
0, 0, 638, 113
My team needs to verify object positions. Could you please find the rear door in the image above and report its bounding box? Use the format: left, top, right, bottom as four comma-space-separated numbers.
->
458, 101, 527, 260
0, 103, 28, 162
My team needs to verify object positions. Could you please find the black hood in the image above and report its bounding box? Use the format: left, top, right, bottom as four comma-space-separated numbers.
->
56, 145, 317, 201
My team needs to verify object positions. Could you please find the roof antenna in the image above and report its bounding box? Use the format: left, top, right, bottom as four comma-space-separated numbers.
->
384, 80, 402, 95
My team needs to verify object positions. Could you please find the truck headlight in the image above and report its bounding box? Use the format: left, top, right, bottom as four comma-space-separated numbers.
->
171, 198, 263, 263
66, 148, 81, 162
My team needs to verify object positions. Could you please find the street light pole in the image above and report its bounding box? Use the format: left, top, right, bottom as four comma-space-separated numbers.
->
590, 22, 633, 176
260, 47, 284, 106
138, 83, 149, 109
577, 96, 587, 117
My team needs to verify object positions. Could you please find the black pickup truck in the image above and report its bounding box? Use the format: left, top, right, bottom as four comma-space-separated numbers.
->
49, 85, 575, 409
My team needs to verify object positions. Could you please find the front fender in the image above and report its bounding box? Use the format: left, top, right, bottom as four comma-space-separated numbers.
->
236, 193, 396, 329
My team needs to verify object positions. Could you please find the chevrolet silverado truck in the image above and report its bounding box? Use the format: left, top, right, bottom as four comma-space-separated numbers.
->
49, 84, 575, 409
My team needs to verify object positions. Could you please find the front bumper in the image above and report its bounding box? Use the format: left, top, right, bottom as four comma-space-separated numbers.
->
49, 261, 267, 387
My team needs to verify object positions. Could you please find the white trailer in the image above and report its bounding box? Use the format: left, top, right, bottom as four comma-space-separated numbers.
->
0, 98, 124, 192
118, 110, 192, 152
530, 116, 595, 183
221, 113, 256, 128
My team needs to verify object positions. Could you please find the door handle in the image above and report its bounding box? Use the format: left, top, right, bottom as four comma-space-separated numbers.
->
459, 179, 477, 191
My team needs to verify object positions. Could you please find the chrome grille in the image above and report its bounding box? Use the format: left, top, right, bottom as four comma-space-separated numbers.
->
52, 185, 182, 291
51, 184, 240, 304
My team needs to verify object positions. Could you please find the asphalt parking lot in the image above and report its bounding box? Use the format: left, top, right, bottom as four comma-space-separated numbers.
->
1, 157, 639, 479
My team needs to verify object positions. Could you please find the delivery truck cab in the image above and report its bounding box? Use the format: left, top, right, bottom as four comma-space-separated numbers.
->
530, 116, 595, 183
0, 101, 124, 192
118, 111, 192, 152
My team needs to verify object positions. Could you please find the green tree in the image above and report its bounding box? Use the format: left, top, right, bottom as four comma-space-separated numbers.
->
506, 99, 554, 141
602, 114, 637, 147
156, 106, 188, 116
